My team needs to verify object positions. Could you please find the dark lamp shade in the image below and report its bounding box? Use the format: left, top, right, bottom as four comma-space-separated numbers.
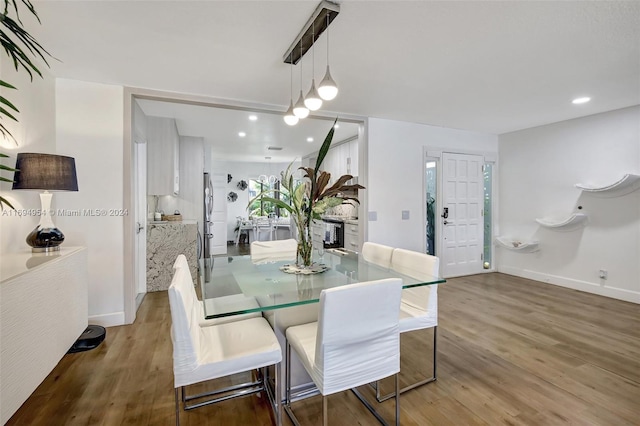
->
12, 153, 78, 191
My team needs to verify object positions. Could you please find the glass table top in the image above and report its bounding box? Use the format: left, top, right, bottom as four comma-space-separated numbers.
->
200, 249, 445, 319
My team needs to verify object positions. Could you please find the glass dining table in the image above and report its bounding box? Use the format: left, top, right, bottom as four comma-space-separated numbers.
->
198, 248, 445, 426
199, 248, 445, 319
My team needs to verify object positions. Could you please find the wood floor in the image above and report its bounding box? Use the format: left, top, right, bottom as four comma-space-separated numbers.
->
7, 273, 639, 425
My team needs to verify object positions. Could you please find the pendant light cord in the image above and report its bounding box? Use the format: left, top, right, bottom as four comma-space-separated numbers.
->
326, 13, 330, 64
312, 21, 315, 76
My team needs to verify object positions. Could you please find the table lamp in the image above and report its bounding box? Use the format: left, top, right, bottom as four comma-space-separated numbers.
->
12, 153, 78, 252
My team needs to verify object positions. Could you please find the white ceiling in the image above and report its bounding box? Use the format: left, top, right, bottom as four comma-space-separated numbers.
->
30, 1, 640, 144
136, 99, 360, 162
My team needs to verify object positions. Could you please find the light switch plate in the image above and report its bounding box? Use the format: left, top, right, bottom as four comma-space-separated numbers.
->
402, 210, 410, 220
368, 211, 377, 221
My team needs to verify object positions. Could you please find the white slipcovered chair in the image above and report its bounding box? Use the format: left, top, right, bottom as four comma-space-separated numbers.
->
250, 239, 297, 264
375, 248, 439, 402
168, 267, 282, 425
284, 278, 403, 426
254, 217, 274, 241
361, 241, 394, 269
172, 255, 260, 325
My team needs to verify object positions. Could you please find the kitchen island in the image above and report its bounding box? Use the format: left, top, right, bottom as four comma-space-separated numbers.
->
147, 220, 197, 292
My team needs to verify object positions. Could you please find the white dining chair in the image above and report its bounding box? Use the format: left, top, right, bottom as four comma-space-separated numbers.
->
172, 255, 260, 325
361, 241, 394, 269
375, 248, 439, 402
168, 269, 282, 426
254, 217, 274, 241
284, 278, 403, 426
250, 239, 297, 264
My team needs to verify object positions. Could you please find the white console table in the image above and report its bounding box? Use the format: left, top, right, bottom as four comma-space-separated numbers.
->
0, 246, 88, 424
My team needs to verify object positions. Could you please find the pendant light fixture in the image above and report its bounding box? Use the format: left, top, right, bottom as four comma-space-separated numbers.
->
318, 12, 338, 101
293, 43, 310, 119
304, 22, 323, 111
283, 53, 299, 126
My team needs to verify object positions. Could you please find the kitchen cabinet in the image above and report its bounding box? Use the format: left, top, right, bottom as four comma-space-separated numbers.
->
311, 220, 324, 249
147, 116, 180, 195
348, 139, 358, 177
344, 222, 359, 252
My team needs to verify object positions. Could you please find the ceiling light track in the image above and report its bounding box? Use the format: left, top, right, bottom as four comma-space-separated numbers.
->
283, 1, 340, 65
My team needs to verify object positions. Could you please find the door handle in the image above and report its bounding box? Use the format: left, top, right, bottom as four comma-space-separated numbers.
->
443, 220, 452, 225
136, 222, 144, 234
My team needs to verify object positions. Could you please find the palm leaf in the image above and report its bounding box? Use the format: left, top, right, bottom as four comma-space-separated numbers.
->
0, 106, 18, 121
0, 80, 17, 89
0, 95, 19, 112
314, 117, 338, 174
313, 171, 331, 201
0, 195, 15, 210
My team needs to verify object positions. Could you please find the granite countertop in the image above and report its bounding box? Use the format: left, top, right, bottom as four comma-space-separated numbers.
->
148, 219, 197, 225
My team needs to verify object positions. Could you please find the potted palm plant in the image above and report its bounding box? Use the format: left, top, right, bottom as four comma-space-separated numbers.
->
1, 0, 52, 209
250, 119, 364, 268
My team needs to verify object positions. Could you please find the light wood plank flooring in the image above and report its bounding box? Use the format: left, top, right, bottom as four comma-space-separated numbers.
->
7, 273, 639, 425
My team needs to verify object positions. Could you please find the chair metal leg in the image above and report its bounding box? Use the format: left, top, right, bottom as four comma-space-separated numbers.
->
174, 387, 180, 426
323, 395, 328, 426
395, 373, 400, 426
284, 341, 302, 426
275, 359, 282, 426
376, 326, 438, 403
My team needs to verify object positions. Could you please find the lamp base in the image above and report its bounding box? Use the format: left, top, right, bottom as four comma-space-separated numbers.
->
26, 225, 65, 253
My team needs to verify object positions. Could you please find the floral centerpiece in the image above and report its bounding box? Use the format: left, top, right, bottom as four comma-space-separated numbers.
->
250, 119, 364, 268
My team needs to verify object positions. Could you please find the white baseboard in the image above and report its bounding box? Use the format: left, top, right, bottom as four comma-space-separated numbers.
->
89, 311, 125, 327
498, 266, 640, 304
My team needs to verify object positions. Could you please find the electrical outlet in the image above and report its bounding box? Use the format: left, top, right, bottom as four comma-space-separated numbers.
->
599, 269, 608, 279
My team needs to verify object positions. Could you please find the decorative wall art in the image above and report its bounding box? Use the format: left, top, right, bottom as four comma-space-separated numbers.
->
227, 191, 238, 202
237, 180, 248, 191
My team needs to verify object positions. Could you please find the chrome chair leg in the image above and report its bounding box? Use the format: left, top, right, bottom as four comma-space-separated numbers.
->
323, 395, 329, 426
174, 387, 180, 426
376, 326, 437, 402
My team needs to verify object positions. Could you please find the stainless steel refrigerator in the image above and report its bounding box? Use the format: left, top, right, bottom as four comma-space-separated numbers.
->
203, 172, 214, 259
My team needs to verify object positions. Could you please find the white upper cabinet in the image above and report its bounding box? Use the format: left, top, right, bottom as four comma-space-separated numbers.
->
147, 117, 180, 196
305, 137, 359, 184
348, 139, 359, 178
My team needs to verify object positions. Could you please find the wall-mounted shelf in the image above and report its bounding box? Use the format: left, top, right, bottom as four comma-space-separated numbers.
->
495, 237, 540, 252
575, 173, 640, 197
535, 213, 588, 230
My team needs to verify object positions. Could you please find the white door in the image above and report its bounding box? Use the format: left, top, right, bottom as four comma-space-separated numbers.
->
210, 172, 228, 255
134, 140, 147, 307
441, 153, 484, 277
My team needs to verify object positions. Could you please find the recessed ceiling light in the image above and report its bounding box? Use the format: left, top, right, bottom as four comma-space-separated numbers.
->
572, 97, 591, 105
307, 137, 314, 143
238, 132, 246, 137
249, 115, 258, 121
334, 124, 339, 129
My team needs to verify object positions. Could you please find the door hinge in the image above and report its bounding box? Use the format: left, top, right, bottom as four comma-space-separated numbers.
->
481, 209, 484, 216
481, 253, 484, 260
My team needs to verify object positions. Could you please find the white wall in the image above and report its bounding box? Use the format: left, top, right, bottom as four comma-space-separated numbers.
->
156, 136, 204, 222
212, 160, 300, 239
0, 64, 56, 254
498, 106, 640, 303
367, 117, 498, 252
55, 79, 126, 325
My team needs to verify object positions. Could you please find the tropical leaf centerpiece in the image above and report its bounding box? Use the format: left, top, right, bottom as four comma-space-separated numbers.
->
249, 118, 364, 267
